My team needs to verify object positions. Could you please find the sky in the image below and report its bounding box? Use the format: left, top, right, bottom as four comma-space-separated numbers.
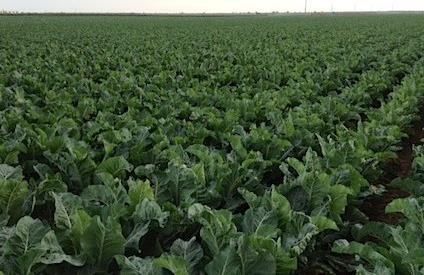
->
2, 0, 424, 13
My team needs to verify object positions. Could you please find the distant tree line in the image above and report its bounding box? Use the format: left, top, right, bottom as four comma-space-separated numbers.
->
0, 10, 21, 15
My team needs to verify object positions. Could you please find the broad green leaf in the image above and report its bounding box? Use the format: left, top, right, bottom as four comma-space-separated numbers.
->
80, 216, 125, 268
2, 216, 82, 274
65, 138, 90, 161
128, 179, 155, 212
0, 221, 14, 255
386, 225, 424, 273
154, 255, 189, 275
192, 162, 206, 185
162, 161, 198, 206
96, 156, 133, 177
39, 231, 84, 266
237, 235, 276, 275
242, 207, 280, 238
286, 158, 305, 175
386, 197, 424, 229
228, 135, 247, 159
126, 199, 169, 251
170, 237, 203, 273
205, 242, 240, 275
132, 199, 168, 226
115, 255, 160, 275
2, 216, 49, 274
134, 164, 156, 177
81, 175, 129, 219
69, 210, 92, 253
331, 164, 368, 195
311, 216, 338, 231
282, 213, 319, 256
125, 223, 150, 252
52, 192, 83, 230
270, 189, 292, 223
0, 164, 23, 180
188, 204, 237, 255
3, 216, 49, 256
0, 178, 29, 222
329, 184, 352, 215
238, 188, 260, 208
275, 250, 297, 275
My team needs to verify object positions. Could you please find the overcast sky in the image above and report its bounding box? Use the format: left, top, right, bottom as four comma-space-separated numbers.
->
2, 0, 424, 13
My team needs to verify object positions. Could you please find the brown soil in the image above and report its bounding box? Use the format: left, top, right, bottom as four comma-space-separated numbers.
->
296, 113, 424, 275
361, 115, 424, 224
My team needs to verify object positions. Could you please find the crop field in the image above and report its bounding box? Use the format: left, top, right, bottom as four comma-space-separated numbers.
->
1, 14, 424, 274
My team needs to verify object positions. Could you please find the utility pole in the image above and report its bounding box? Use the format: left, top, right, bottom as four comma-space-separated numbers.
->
304, 0, 307, 13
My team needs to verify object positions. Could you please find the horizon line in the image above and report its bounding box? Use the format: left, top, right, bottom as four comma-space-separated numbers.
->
2, 10, 424, 15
